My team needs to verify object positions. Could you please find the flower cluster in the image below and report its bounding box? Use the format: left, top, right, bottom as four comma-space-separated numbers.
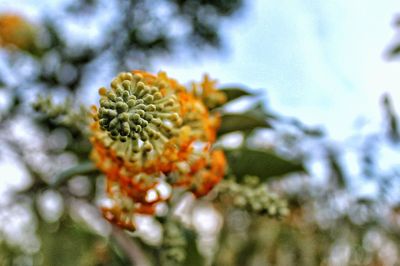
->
215, 176, 289, 218
90, 71, 226, 230
161, 220, 187, 265
0, 13, 36, 51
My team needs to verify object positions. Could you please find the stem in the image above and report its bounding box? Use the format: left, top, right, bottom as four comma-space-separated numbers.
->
111, 226, 151, 266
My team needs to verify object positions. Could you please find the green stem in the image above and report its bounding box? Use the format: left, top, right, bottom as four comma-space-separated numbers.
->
52, 161, 99, 188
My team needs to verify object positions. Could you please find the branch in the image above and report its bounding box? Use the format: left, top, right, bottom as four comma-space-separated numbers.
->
52, 161, 98, 188
111, 226, 151, 266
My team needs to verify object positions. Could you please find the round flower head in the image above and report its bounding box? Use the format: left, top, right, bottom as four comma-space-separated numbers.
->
0, 14, 36, 51
97, 72, 181, 151
92, 72, 187, 173
90, 70, 227, 230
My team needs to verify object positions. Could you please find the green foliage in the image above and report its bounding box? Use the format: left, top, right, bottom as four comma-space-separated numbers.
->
182, 230, 205, 266
388, 43, 400, 57
382, 93, 400, 142
225, 148, 305, 181
217, 100, 280, 136
35, 219, 127, 266
219, 86, 253, 102
218, 113, 271, 135
161, 221, 187, 265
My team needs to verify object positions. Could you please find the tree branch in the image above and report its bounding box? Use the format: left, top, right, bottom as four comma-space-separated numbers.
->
111, 226, 151, 266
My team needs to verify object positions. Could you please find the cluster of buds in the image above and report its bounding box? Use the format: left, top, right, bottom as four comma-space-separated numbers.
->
0, 13, 36, 52
161, 221, 187, 265
90, 71, 227, 230
32, 95, 89, 130
216, 176, 289, 218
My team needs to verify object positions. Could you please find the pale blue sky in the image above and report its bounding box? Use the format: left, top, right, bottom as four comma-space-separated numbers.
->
156, 0, 400, 141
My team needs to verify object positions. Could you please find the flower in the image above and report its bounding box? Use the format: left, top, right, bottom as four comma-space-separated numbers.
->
90, 70, 226, 230
0, 13, 36, 51
191, 74, 227, 109
168, 149, 226, 197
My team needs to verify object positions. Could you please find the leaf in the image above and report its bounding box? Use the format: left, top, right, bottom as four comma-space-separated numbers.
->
225, 148, 305, 181
220, 86, 253, 102
36, 218, 110, 266
218, 113, 271, 135
182, 229, 205, 266
327, 150, 346, 188
388, 43, 400, 57
244, 101, 277, 120
382, 93, 400, 142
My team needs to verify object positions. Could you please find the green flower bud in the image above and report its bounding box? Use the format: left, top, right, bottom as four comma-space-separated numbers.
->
97, 72, 182, 145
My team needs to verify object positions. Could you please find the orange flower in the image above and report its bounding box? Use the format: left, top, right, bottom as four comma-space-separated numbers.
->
102, 206, 136, 231
90, 70, 227, 230
194, 150, 227, 195
178, 91, 220, 142
169, 149, 227, 198
0, 13, 36, 51
191, 74, 227, 109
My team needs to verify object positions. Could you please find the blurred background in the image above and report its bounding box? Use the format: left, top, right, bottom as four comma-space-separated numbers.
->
1, 0, 400, 265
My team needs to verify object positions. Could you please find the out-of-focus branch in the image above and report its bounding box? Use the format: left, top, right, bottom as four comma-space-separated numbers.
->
52, 161, 98, 188
111, 226, 151, 266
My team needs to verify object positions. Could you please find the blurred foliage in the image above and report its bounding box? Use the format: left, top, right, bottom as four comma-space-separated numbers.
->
225, 148, 305, 181
218, 113, 271, 135
1, 1, 400, 266
35, 218, 129, 266
388, 15, 400, 58
219, 86, 253, 102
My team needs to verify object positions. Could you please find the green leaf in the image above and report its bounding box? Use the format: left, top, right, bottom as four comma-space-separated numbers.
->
182, 229, 205, 266
36, 219, 111, 266
243, 101, 277, 120
382, 94, 400, 142
389, 43, 400, 57
218, 113, 271, 135
220, 87, 253, 102
225, 148, 305, 181
327, 150, 346, 188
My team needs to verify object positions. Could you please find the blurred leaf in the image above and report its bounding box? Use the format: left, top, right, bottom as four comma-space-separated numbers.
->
236, 240, 258, 266
218, 113, 271, 135
183, 230, 205, 266
225, 148, 305, 181
36, 219, 120, 266
220, 86, 253, 102
388, 43, 400, 57
327, 150, 346, 188
287, 117, 324, 137
356, 198, 374, 206
382, 93, 400, 142
246, 101, 272, 116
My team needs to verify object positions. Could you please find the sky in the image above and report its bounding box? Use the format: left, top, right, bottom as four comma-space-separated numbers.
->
155, 0, 400, 141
